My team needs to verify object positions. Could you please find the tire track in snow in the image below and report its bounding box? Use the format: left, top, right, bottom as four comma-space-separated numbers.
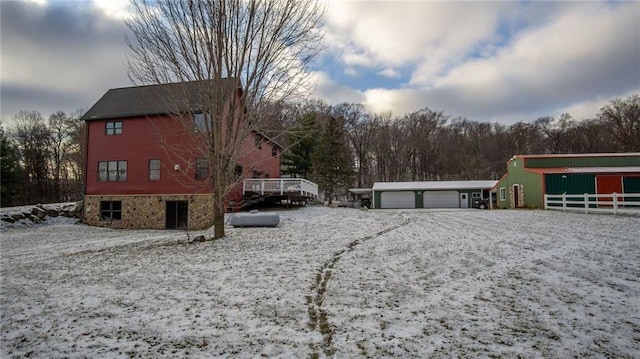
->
306, 213, 410, 357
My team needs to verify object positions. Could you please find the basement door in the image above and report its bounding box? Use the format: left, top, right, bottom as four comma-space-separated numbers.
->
166, 201, 188, 230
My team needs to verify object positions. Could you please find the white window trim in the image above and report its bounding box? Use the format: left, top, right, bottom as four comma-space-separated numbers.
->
499, 187, 506, 201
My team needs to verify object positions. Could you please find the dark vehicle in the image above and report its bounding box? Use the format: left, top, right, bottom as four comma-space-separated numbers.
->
361, 198, 371, 209
472, 198, 489, 209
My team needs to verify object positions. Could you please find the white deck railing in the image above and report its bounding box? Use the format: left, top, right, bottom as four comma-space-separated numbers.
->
544, 193, 640, 215
243, 178, 318, 198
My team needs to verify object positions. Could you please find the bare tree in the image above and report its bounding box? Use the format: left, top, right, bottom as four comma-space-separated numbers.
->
126, 0, 324, 238
10, 111, 52, 204
597, 94, 640, 152
565, 118, 617, 153
48, 111, 70, 200
333, 103, 379, 188
48, 109, 86, 202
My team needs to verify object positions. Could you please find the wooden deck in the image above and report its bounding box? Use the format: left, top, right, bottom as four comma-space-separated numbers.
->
243, 178, 319, 199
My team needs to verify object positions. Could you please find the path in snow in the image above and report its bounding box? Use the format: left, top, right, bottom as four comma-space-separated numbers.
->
306, 212, 411, 357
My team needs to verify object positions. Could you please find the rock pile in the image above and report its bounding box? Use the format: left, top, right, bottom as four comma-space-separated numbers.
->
0, 202, 83, 224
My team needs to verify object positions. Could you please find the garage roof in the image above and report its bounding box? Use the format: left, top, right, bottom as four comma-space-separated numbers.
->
373, 180, 498, 191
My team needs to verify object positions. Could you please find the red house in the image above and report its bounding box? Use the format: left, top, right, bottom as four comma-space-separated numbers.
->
81, 80, 282, 230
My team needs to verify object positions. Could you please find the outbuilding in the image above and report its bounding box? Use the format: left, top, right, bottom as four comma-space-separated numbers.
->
492, 153, 640, 209
371, 180, 498, 209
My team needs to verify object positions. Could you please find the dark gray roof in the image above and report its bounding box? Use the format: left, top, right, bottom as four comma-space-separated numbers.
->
81, 79, 240, 121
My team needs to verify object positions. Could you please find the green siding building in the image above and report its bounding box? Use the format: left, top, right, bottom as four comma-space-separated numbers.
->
493, 153, 640, 209
369, 181, 497, 209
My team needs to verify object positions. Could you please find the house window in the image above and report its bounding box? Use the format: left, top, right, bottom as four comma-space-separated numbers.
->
472, 192, 481, 199
98, 161, 127, 181
149, 159, 161, 180
105, 121, 122, 135
255, 136, 262, 149
234, 165, 243, 181
195, 157, 208, 179
499, 187, 506, 201
272, 147, 278, 157
100, 201, 122, 221
194, 113, 210, 133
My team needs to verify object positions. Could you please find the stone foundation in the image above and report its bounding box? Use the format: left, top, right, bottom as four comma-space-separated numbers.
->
84, 194, 215, 230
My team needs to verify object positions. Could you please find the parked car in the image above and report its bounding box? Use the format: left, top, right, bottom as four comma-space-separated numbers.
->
472, 198, 489, 209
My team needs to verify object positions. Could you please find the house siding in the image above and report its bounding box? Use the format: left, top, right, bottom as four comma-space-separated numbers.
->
544, 173, 596, 195
495, 158, 543, 208
84, 115, 281, 229
85, 115, 216, 196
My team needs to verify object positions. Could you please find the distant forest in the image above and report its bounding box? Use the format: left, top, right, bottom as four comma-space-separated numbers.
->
1, 94, 638, 207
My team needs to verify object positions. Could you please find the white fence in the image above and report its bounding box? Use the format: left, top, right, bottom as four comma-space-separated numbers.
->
243, 178, 318, 198
544, 193, 640, 215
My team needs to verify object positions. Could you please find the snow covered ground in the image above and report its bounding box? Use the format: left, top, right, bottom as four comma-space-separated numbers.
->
1, 205, 639, 358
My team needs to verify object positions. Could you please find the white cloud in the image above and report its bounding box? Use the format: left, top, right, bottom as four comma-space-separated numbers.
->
92, 0, 132, 20
377, 68, 401, 79
318, 1, 640, 123
324, 1, 507, 84
311, 71, 366, 105
0, 1, 132, 119
344, 67, 359, 77
2, 0, 638, 125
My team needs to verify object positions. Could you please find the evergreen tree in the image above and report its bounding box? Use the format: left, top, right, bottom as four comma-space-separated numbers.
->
281, 113, 320, 178
310, 116, 354, 203
0, 124, 24, 207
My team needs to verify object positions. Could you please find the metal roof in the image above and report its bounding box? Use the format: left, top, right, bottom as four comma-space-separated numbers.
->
373, 180, 498, 191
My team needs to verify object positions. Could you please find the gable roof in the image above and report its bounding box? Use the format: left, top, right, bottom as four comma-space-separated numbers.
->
81, 79, 240, 121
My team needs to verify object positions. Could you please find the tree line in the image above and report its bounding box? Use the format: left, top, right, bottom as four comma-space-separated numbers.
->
1, 94, 637, 207
277, 94, 639, 201
1, 110, 85, 207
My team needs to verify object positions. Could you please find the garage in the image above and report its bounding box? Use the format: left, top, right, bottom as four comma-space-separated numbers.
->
380, 191, 415, 209
423, 191, 459, 208
371, 180, 497, 209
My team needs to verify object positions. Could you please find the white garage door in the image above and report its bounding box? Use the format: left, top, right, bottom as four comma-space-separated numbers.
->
380, 191, 415, 209
423, 191, 459, 208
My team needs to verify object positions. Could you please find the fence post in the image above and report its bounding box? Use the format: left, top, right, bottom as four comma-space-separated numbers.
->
613, 192, 618, 215
584, 193, 588, 214
261, 179, 265, 195
562, 193, 567, 212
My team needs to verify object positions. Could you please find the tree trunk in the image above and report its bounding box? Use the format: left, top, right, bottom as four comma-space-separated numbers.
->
213, 211, 225, 239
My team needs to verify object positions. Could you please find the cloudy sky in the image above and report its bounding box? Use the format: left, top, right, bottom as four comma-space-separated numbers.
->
1, 0, 639, 125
